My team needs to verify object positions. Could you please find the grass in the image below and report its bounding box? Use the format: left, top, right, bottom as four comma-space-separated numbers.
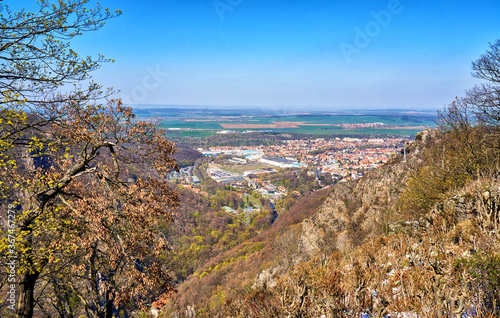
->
219, 166, 240, 174
158, 113, 437, 139
243, 194, 261, 208
221, 164, 276, 174
160, 120, 223, 130
287, 127, 427, 136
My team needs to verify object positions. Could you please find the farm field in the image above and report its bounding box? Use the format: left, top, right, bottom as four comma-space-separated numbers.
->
137, 107, 437, 138
220, 164, 276, 174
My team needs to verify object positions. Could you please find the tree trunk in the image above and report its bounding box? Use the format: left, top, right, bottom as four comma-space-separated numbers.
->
105, 298, 113, 318
16, 271, 40, 318
16, 212, 42, 318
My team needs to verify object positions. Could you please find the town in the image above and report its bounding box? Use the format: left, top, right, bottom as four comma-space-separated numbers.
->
167, 136, 410, 214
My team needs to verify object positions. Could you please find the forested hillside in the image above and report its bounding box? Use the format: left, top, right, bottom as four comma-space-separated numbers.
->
163, 40, 500, 317
172, 145, 204, 168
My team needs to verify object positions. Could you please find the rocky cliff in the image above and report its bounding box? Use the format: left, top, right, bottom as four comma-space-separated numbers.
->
301, 129, 439, 256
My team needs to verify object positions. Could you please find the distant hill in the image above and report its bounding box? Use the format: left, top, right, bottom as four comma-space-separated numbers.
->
172, 144, 204, 168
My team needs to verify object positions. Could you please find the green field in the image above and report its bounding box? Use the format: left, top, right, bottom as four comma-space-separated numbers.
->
286, 127, 427, 135
221, 164, 276, 174
160, 120, 223, 130
163, 130, 216, 138
151, 109, 437, 138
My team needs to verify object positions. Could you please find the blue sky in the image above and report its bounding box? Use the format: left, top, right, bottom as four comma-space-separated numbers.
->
17, 0, 500, 110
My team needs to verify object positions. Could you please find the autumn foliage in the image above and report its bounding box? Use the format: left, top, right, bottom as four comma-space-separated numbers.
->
0, 1, 181, 317
165, 40, 500, 318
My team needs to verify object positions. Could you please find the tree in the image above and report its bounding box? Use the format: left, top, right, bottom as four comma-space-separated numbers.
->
0, 0, 120, 193
440, 40, 500, 130
407, 39, 500, 218
0, 0, 119, 106
8, 100, 178, 318
0, 1, 180, 318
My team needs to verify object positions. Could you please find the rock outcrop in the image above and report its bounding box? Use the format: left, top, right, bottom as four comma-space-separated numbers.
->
299, 129, 445, 255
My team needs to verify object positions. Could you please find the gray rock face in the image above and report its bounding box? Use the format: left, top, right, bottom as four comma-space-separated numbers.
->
422, 185, 500, 233
297, 130, 499, 256
299, 143, 416, 254
253, 266, 283, 289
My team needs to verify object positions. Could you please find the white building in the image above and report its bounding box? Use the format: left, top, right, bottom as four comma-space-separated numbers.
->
260, 157, 296, 168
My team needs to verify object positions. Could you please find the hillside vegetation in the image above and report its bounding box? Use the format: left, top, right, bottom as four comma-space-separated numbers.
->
163, 40, 500, 317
